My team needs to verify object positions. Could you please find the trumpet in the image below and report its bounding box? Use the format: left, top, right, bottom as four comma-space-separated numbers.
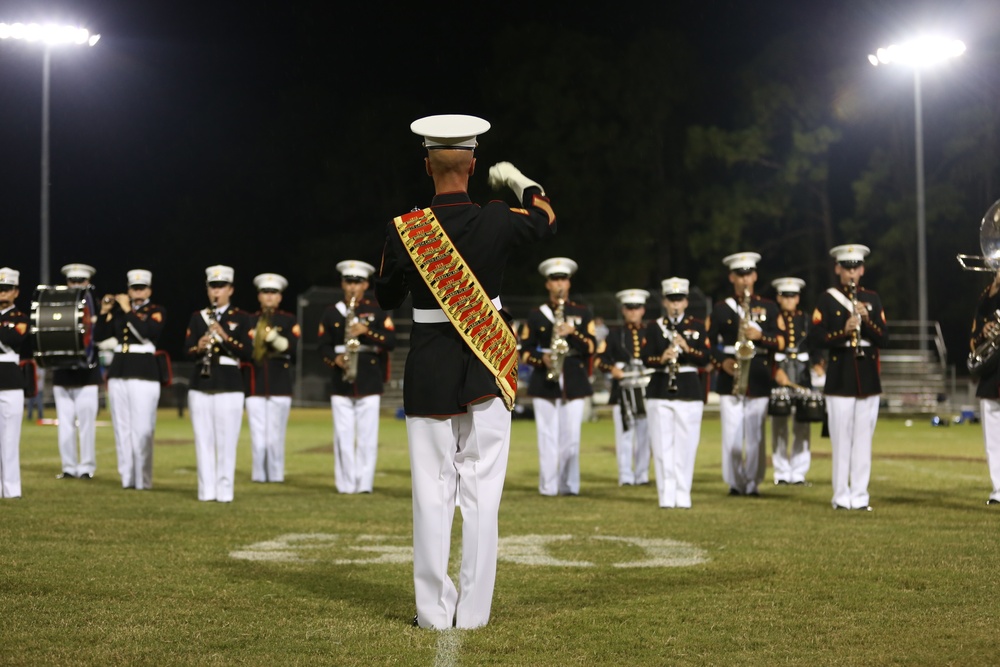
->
848, 280, 865, 358
732, 287, 756, 395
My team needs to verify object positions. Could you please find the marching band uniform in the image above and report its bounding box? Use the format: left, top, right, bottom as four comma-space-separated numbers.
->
185, 265, 253, 503
971, 275, 1000, 506
53, 263, 102, 480
642, 278, 709, 508
0, 268, 27, 498
596, 289, 652, 486
521, 257, 596, 497
707, 252, 785, 496
376, 115, 555, 630
246, 273, 300, 484
808, 244, 887, 511
318, 260, 395, 494
94, 270, 165, 490
770, 277, 813, 485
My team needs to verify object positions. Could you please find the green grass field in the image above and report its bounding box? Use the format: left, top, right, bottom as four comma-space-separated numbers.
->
2, 407, 997, 666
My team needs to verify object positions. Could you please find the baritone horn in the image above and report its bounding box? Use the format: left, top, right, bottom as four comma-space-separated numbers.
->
957, 198, 1000, 272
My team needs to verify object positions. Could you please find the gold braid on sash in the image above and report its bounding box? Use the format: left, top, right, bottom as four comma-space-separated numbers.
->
393, 208, 519, 410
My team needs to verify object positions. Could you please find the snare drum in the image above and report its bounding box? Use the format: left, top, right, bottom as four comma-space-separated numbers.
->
768, 386, 793, 416
795, 391, 827, 423
30, 286, 96, 369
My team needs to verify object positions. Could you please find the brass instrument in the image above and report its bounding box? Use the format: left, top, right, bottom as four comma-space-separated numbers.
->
732, 287, 756, 395
664, 315, 681, 393
343, 296, 360, 383
252, 307, 274, 363
848, 280, 864, 358
200, 299, 219, 378
546, 290, 569, 382
969, 309, 1000, 378
957, 198, 1000, 271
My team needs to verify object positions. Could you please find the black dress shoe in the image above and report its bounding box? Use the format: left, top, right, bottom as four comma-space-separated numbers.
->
775, 480, 790, 485
57, 472, 76, 480
412, 615, 419, 627
728, 488, 742, 496
834, 505, 851, 510
855, 506, 873, 512
987, 499, 1000, 506
79, 473, 93, 480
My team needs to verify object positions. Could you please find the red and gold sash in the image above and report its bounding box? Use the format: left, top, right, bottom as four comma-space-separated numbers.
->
393, 207, 518, 410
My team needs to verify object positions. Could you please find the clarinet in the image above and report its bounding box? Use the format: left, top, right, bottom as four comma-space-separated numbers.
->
200, 299, 219, 378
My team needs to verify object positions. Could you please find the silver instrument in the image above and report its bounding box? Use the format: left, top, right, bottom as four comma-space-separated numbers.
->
546, 290, 569, 382
957, 198, 1000, 271
662, 316, 682, 393
619, 364, 652, 432
848, 280, 864, 358
732, 287, 756, 395
343, 296, 360, 383
200, 299, 219, 378
969, 308, 1000, 378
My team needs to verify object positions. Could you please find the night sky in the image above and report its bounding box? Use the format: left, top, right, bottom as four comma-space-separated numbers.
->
1, 0, 996, 356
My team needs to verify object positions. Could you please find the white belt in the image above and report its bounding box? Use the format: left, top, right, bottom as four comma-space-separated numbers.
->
218, 356, 239, 366
838, 340, 872, 348
0, 352, 18, 363
412, 296, 503, 324
656, 365, 697, 374
775, 352, 809, 362
114, 343, 156, 354
333, 344, 378, 354
722, 346, 736, 354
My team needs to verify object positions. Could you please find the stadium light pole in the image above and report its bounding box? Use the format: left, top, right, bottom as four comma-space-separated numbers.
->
868, 36, 965, 352
0, 22, 100, 285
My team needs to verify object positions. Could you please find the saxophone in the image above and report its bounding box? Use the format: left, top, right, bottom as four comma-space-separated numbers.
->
848, 280, 864, 357
546, 291, 569, 382
343, 296, 360, 383
200, 299, 219, 378
732, 287, 756, 395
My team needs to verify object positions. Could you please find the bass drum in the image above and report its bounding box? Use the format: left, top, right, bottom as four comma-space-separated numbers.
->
30, 286, 97, 369
768, 387, 793, 416
795, 391, 827, 423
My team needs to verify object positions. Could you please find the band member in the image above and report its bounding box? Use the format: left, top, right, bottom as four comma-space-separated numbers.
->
94, 270, 165, 490
521, 257, 596, 496
596, 289, 652, 486
808, 244, 887, 511
376, 115, 555, 629
318, 260, 394, 494
643, 278, 709, 508
184, 265, 252, 502
770, 277, 813, 486
54, 263, 101, 480
0, 268, 27, 498
707, 252, 784, 497
246, 273, 300, 483
971, 269, 1000, 506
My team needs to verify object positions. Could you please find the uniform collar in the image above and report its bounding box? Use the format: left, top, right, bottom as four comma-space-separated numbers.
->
431, 191, 473, 207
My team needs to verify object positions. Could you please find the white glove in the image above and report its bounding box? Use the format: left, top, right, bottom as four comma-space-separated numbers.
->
270, 335, 289, 352
265, 328, 279, 343
97, 337, 119, 351
488, 161, 545, 205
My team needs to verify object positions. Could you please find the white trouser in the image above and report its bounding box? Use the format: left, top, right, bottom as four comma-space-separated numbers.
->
54, 384, 99, 476
719, 395, 768, 495
331, 394, 381, 493
0, 389, 23, 498
532, 397, 585, 496
826, 395, 879, 509
611, 405, 650, 485
647, 398, 703, 508
188, 390, 244, 502
108, 378, 160, 490
407, 397, 511, 630
246, 396, 291, 483
981, 399, 1000, 502
771, 415, 812, 484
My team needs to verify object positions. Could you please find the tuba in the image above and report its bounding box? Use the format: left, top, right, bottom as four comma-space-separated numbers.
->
957, 198, 1000, 272
343, 296, 360, 383
732, 287, 756, 395
546, 290, 569, 382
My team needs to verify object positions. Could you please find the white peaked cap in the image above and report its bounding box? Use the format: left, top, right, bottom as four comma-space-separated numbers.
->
411, 114, 490, 150
61, 263, 96, 280
253, 273, 288, 291
0, 267, 19, 286
336, 260, 375, 279
830, 244, 871, 264
127, 269, 152, 287
722, 252, 761, 272
616, 289, 650, 305
661, 277, 690, 296
205, 265, 235, 284
771, 277, 805, 294
538, 257, 578, 278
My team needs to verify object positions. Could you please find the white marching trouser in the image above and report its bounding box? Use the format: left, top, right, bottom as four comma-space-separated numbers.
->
719, 395, 768, 495
771, 415, 811, 484
980, 398, 1000, 503
331, 394, 381, 493
407, 397, 511, 630
246, 395, 291, 483
188, 390, 245, 502
611, 405, 650, 485
532, 397, 585, 496
647, 397, 703, 508
825, 395, 879, 509
54, 384, 98, 477
107, 378, 160, 489
0, 388, 23, 498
